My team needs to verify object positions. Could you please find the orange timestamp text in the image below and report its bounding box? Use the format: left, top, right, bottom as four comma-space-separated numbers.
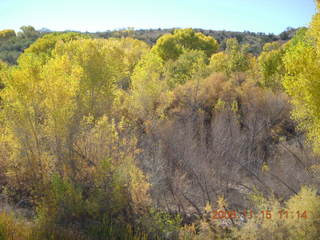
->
211, 209, 308, 220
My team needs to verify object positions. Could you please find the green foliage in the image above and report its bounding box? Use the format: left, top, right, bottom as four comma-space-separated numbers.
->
0, 60, 7, 89
22, 32, 89, 61
34, 116, 151, 239
0, 211, 33, 240
18, 26, 39, 38
0, 26, 299, 65
210, 38, 253, 76
0, 30, 16, 41
258, 41, 285, 90
164, 50, 209, 88
130, 30, 216, 118
144, 209, 182, 239
152, 28, 219, 61
209, 52, 229, 74
0, 26, 41, 64
225, 38, 251, 72
130, 52, 167, 117
0, 60, 7, 70
106, 37, 150, 89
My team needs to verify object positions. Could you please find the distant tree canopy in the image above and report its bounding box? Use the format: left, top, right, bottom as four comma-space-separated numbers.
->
0, 30, 16, 40
152, 28, 219, 61
18, 32, 91, 67
18, 26, 39, 38
210, 38, 254, 75
0, 26, 299, 65
258, 41, 286, 90
0, 26, 42, 64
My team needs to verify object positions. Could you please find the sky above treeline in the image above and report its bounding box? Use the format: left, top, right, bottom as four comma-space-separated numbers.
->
0, 0, 316, 34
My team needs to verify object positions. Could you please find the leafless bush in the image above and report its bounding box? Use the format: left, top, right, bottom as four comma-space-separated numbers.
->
136, 73, 319, 218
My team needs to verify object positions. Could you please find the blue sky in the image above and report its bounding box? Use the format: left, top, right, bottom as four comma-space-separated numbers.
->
0, 0, 316, 34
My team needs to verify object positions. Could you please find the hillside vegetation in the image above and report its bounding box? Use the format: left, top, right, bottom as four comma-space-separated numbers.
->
0, 26, 298, 65
0, 3, 319, 240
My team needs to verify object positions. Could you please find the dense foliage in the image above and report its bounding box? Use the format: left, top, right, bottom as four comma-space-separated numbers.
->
0, 26, 42, 64
0, 26, 298, 65
0, 5, 319, 240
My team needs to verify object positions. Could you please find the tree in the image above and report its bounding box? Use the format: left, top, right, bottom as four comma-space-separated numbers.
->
225, 38, 251, 73
130, 52, 167, 118
0, 29, 16, 41
209, 51, 229, 74
0, 37, 153, 238
20, 32, 90, 63
0, 37, 146, 203
0, 60, 7, 89
164, 49, 208, 88
258, 41, 285, 90
0, 27, 41, 64
107, 37, 150, 89
283, 2, 320, 152
18, 26, 39, 38
152, 28, 219, 61
210, 38, 253, 75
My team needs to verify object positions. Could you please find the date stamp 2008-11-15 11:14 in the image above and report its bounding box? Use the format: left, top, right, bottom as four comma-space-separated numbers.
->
211, 209, 308, 220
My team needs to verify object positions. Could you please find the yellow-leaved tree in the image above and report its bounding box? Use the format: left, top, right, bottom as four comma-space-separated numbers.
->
0, 60, 7, 89
0, 29, 16, 41
258, 41, 286, 90
130, 29, 218, 119
0, 36, 152, 238
283, 1, 320, 154
210, 38, 254, 76
152, 28, 219, 62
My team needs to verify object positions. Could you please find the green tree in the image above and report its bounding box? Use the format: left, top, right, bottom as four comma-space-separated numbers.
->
225, 38, 251, 73
0, 60, 7, 89
18, 26, 39, 38
258, 41, 285, 90
107, 37, 150, 89
130, 52, 167, 117
152, 28, 219, 61
210, 38, 253, 76
164, 49, 208, 88
19, 32, 90, 65
0, 29, 16, 41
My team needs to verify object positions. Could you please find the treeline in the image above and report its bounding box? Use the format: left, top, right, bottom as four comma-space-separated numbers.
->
0, 4, 319, 240
97, 27, 298, 54
0, 26, 298, 65
0, 26, 42, 64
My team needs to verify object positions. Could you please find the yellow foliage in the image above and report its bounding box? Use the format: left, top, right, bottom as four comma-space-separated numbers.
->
217, 196, 228, 209
130, 52, 168, 118
210, 39, 253, 76
283, 6, 320, 153
0, 29, 16, 40
152, 28, 218, 61
236, 187, 320, 240
258, 41, 285, 90
0, 211, 34, 240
